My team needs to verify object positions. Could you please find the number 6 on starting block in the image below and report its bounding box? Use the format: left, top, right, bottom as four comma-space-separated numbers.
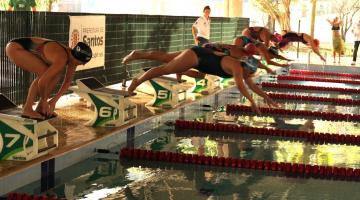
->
69, 77, 138, 127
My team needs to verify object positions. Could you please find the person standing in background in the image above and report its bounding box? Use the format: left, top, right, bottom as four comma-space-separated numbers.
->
192, 6, 211, 46
8, 0, 36, 11
327, 17, 345, 64
351, 19, 360, 66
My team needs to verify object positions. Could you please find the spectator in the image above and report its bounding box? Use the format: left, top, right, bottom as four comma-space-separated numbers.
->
327, 17, 345, 64
8, 0, 36, 12
351, 19, 360, 66
192, 6, 211, 46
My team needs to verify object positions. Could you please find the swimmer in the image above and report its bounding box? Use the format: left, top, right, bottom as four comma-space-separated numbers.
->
5, 37, 92, 119
242, 26, 282, 47
124, 46, 279, 114
278, 30, 326, 62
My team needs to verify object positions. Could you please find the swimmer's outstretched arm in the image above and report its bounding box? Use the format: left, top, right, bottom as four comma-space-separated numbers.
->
244, 77, 278, 108
308, 39, 326, 62
271, 53, 293, 61
256, 61, 275, 75
232, 67, 260, 114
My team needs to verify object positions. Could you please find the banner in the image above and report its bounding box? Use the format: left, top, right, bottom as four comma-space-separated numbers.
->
69, 15, 105, 70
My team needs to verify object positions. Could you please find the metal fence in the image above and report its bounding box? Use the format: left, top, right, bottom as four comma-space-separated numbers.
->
0, 11, 249, 104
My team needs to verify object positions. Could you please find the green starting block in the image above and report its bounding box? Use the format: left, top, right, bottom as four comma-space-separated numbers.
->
184, 74, 221, 95
69, 77, 138, 127
0, 94, 58, 161
136, 74, 187, 108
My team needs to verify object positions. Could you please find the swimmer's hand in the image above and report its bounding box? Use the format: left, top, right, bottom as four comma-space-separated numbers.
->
250, 102, 261, 115
264, 96, 279, 108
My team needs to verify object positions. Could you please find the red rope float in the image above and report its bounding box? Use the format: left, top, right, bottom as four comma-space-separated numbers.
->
277, 75, 360, 85
120, 147, 360, 181
225, 104, 360, 122
175, 120, 360, 145
267, 92, 360, 106
261, 82, 360, 94
289, 69, 360, 79
6, 193, 65, 200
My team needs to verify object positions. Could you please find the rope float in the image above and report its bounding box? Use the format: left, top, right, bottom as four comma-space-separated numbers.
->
6, 193, 65, 200
175, 120, 360, 146
289, 69, 360, 79
120, 147, 360, 181
261, 82, 360, 94
266, 93, 360, 106
226, 104, 360, 122
277, 75, 360, 85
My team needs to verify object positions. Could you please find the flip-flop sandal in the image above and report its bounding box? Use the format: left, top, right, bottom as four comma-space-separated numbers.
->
21, 114, 45, 121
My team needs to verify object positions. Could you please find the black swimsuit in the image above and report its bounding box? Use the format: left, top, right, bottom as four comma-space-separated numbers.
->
191, 46, 232, 78
248, 27, 264, 42
278, 32, 307, 48
11, 37, 68, 64
332, 26, 340, 31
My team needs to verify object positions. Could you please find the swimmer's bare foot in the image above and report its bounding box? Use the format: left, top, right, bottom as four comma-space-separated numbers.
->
127, 78, 138, 94
122, 50, 139, 64
21, 110, 45, 120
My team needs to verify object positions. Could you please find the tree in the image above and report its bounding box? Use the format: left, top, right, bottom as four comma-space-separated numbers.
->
333, 0, 360, 42
252, 0, 292, 31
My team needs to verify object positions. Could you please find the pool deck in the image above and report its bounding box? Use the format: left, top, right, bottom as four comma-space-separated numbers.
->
0, 80, 234, 196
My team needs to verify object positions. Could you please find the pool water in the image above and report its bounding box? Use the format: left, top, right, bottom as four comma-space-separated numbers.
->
15, 76, 360, 200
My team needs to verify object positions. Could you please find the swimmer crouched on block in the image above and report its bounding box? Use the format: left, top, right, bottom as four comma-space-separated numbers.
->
6, 37, 92, 120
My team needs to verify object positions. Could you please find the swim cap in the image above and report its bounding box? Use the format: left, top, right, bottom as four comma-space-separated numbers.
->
244, 43, 257, 55
71, 42, 92, 64
313, 39, 320, 47
272, 33, 283, 42
241, 56, 258, 74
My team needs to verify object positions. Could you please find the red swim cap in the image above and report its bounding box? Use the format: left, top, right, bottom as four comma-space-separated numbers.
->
314, 39, 320, 47
244, 43, 257, 55
272, 33, 283, 42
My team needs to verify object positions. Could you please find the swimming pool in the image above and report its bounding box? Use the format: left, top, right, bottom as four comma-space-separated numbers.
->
10, 64, 360, 199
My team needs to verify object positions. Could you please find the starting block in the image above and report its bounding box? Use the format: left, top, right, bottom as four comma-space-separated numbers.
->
69, 77, 138, 127
135, 73, 187, 108
220, 77, 235, 88
0, 94, 58, 161
183, 74, 221, 95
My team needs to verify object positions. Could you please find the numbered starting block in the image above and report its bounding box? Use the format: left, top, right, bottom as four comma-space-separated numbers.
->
184, 74, 221, 95
0, 94, 58, 161
69, 77, 137, 127
220, 77, 235, 88
135, 74, 187, 108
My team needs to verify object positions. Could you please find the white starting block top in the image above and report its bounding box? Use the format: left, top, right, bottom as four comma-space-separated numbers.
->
70, 77, 135, 98
0, 94, 58, 161
0, 95, 37, 123
69, 77, 138, 127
